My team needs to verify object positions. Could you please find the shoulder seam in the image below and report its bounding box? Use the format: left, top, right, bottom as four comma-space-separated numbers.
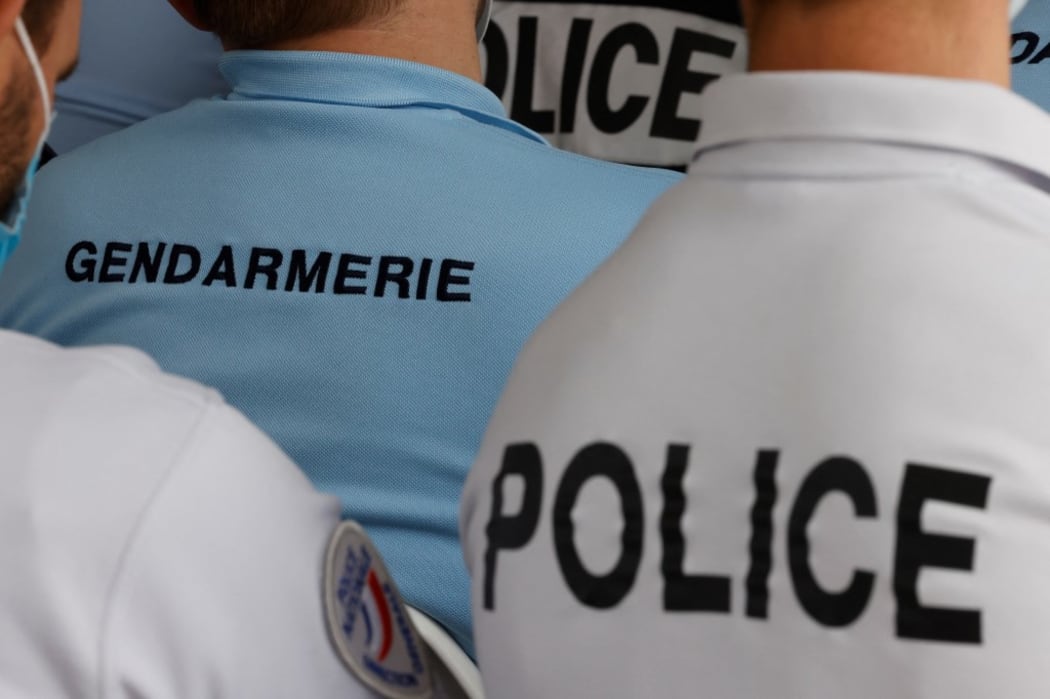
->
0, 333, 221, 412
448, 111, 683, 184
93, 397, 226, 699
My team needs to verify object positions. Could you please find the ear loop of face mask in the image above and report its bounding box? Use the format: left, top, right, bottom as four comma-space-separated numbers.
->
14, 18, 54, 136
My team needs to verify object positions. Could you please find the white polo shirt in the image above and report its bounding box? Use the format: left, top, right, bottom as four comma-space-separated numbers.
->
462, 72, 1050, 698
0, 329, 378, 698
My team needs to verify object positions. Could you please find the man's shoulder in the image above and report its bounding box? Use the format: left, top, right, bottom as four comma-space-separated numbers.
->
485, 129, 684, 195
0, 329, 253, 484
0, 331, 257, 691
466, 134, 682, 235
0, 327, 301, 589
29, 103, 210, 224
545, 150, 683, 193
0, 328, 219, 414
0, 330, 345, 696
0, 330, 305, 496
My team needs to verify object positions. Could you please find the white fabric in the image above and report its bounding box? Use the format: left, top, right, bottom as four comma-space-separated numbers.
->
408, 608, 484, 699
0, 329, 379, 698
463, 71, 1050, 698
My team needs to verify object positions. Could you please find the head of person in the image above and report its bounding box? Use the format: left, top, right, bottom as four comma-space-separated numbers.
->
0, 0, 79, 260
167, 0, 491, 51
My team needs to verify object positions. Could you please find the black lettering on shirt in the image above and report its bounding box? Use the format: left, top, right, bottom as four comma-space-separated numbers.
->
375, 256, 414, 299
746, 449, 780, 619
894, 464, 991, 645
660, 444, 732, 612
286, 249, 332, 293
164, 244, 201, 285
65, 241, 476, 303
99, 242, 133, 283
560, 19, 595, 133
650, 28, 733, 141
334, 253, 371, 295
511, 17, 556, 132
1010, 31, 1050, 65
482, 440, 996, 644
66, 241, 98, 283
1031, 41, 1050, 65
417, 258, 435, 301
788, 456, 878, 628
553, 442, 644, 609
437, 259, 475, 302
588, 23, 659, 135
129, 242, 167, 284
484, 6, 744, 168
1012, 31, 1041, 63
245, 248, 284, 291
203, 245, 237, 288
483, 443, 545, 610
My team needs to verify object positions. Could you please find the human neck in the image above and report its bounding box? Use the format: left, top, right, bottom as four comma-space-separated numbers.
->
260, 9, 483, 82
746, 0, 1011, 87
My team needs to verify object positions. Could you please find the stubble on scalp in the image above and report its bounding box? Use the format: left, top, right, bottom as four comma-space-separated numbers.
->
0, 63, 34, 221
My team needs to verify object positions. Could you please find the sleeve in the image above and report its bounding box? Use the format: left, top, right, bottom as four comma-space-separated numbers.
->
98, 402, 381, 699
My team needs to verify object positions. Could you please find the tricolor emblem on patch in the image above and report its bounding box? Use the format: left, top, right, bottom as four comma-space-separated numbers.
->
325, 521, 433, 699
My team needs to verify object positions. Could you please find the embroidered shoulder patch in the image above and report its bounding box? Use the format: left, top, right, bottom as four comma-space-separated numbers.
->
324, 520, 433, 698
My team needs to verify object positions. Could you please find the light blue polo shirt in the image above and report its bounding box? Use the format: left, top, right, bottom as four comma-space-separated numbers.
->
1, 51, 680, 654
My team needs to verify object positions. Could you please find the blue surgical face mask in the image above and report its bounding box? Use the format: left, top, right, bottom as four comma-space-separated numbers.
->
0, 18, 54, 272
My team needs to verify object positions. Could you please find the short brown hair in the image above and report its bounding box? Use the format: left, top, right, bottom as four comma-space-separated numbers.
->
193, 0, 398, 48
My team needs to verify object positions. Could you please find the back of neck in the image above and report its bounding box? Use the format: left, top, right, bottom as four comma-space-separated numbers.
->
746, 0, 1012, 87
260, 8, 483, 82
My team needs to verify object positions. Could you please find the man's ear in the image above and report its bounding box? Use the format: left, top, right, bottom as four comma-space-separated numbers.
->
167, 0, 211, 31
0, 0, 27, 40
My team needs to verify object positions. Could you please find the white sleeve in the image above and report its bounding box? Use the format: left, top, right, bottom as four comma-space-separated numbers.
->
99, 403, 381, 699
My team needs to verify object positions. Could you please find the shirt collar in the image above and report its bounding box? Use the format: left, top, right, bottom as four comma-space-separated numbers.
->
692, 71, 1050, 179
218, 50, 545, 143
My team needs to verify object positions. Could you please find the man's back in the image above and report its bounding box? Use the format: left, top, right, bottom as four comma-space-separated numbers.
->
0, 50, 680, 652
462, 72, 1050, 697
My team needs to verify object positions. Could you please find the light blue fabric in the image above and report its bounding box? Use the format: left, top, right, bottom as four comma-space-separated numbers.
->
50, 0, 225, 153
1013, 2, 1050, 109
0, 51, 680, 654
